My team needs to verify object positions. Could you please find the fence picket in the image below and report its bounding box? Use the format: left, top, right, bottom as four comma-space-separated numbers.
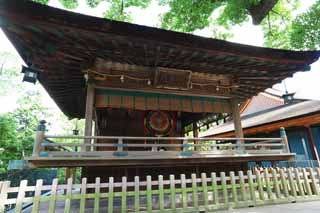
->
279, 169, 289, 198
80, 178, 87, 213
264, 168, 273, 199
308, 168, 319, 195
294, 168, 305, 197
255, 169, 265, 201
121, 176, 127, 213
271, 169, 281, 199
0, 167, 320, 212
146, 176, 152, 212
94, 177, 100, 213
64, 178, 73, 213
134, 176, 140, 213
169, 175, 176, 211
191, 173, 198, 209
302, 168, 312, 196
211, 172, 219, 207
201, 173, 209, 208
316, 168, 320, 187
0, 181, 10, 213
287, 168, 297, 198
230, 171, 238, 204
181, 174, 187, 210
108, 177, 114, 213
15, 180, 28, 213
247, 170, 256, 204
159, 175, 164, 212
220, 172, 228, 206
238, 171, 247, 202
49, 178, 58, 213
32, 179, 43, 213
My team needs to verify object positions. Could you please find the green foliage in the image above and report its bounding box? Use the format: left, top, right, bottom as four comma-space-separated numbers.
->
59, 0, 79, 9
0, 115, 18, 173
217, 0, 249, 27
13, 92, 51, 157
0, 51, 84, 173
0, 91, 51, 172
103, 0, 133, 22
161, 0, 224, 32
0, 169, 57, 186
56, 167, 82, 183
86, 0, 104, 8
32, 0, 50, 4
290, 1, 320, 50
103, 0, 151, 22
0, 52, 22, 96
30, 0, 319, 49
260, 0, 299, 49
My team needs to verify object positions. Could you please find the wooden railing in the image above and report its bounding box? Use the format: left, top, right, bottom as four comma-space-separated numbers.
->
1, 167, 320, 212
30, 121, 290, 159
34, 135, 288, 158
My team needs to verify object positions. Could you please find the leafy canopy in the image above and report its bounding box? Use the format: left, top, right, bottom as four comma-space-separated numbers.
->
0, 92, 51, 172
31, 0, 319, 50
290, 1, 320, 50
0, 51, 83, 173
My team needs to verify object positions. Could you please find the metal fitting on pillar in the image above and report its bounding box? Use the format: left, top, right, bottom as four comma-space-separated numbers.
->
280, 127, 290, 153
37, 120, 46, 131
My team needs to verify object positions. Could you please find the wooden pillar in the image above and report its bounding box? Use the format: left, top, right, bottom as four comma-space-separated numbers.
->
84, 83, 95, 148
192, 122, 198, 138
231, 99, 244, 143
66, 167, 70, 181
305, 126, 320, 162
72, 167, 77, 183
193, 122, 199, 150
32, 120, 46, 157
66, 167, 77, 184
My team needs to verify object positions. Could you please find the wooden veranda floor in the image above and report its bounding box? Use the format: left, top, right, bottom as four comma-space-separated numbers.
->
25, 153, 295, 168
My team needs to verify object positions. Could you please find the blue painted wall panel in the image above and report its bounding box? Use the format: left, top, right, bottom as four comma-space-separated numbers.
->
311, 127, 320, 156
287, 130, 313, 160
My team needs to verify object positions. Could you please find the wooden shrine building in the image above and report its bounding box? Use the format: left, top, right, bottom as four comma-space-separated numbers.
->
1, 0, 320, 180
201, 90, 320, 163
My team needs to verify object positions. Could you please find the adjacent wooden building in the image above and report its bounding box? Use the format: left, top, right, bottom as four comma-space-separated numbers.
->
1, 0, 319, 180
202, 90, 320, 163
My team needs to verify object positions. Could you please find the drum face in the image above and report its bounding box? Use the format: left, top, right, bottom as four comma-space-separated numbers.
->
145, 111, 172, 136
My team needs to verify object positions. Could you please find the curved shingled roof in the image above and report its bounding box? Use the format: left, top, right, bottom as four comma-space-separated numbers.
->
0, 0, 319, 118
201, 100, 320, 137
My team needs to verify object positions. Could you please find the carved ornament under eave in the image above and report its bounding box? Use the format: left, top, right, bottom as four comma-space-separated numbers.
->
84, 59, 239, 97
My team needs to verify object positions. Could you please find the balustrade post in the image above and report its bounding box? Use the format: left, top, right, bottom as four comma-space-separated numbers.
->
118, 138, 123, 152
151, 143, 157, 152
32, 120, 46, 157
280, 127, 290, 153
113, 138, 128, 157
183, 139, 188, 151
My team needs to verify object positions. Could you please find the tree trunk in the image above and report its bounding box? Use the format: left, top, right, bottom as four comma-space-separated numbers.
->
248, 0, 278, 25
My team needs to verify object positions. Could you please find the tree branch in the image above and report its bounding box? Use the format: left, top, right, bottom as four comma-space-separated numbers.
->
267, 13, 273, 36
248, 0, 278, 25
271, 9, 287, 24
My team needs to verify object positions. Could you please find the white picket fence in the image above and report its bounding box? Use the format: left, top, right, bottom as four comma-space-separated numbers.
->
1, 167, 320, 212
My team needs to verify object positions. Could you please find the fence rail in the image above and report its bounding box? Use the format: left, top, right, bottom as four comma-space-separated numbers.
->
36, 135, 288, 158
1, 167, 320, 212
29, 121, 291, 161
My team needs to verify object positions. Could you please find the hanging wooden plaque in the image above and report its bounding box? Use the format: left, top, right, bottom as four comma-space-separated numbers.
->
154, 67, 191, 90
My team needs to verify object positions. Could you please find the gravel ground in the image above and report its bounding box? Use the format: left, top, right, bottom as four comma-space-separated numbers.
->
216, 201, 320, 213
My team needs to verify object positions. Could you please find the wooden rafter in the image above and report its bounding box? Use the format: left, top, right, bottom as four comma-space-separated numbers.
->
0, 0, 319, 118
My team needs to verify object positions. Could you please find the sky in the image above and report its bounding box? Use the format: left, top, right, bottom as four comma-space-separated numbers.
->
0, 0, 319, 117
